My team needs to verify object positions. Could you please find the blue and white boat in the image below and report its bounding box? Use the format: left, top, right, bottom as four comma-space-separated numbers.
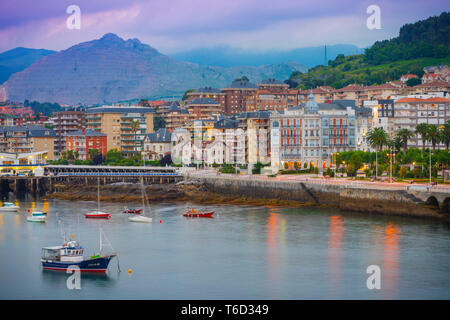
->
41, 229, 118, 273
0, 202, 20, 212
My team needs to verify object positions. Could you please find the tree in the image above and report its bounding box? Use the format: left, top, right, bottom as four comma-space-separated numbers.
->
88, 148, 100, 160
366, 127, 388, 178
405, 77, 421, 86
160, 154, 173, 166
347, 153, 363, 177
154, 115, 166, 130
397, 128, 415, 154
182, 89, 195, 101
416, 123, 429, 153
440, 120, 450, 150
130, 120, 141, 155
426, 124, 440, 151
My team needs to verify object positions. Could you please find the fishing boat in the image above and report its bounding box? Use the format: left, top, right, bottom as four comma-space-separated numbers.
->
183, 208, 214, 218
123, 207, 142, 214
41, 229, 118, 273
85, 177, 111, 219
0, 202, 20, 212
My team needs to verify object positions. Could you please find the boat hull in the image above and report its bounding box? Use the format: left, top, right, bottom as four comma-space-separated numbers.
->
183, 211, 214, 218
128, 216, 152, 223
27, 216, 46, 223
0, 207, 19, 212
41, 256, 115, 273
85, 214, 111, 219
123, 209, 142, 214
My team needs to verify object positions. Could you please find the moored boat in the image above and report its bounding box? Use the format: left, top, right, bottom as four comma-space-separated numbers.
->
0, 202, 20, 212
183, 209, 214, 218
123, 208, 142, 214
27, 215, 46, 223
41, 229, 118, 273
85, 211, 111, 219
85, 177, 110, 219
128, 215, 152, 223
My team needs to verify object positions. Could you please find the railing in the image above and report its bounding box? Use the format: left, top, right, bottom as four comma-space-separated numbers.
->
55, 172, 181, 177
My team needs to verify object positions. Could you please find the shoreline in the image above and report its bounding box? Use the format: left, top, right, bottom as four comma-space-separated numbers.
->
44, 177, 450, 221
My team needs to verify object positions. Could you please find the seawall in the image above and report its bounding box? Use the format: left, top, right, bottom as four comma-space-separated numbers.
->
190, 175, 449, 220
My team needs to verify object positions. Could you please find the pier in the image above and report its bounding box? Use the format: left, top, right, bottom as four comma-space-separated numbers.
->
0, 165, 184, 195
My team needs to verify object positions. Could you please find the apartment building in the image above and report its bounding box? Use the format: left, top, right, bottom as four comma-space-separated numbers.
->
186, 87, 226, 112
165, 104, 192, 132
222, 79, 258, 115
270, 92, 356, 172
65, 129, 107, 160
0, 125, 56, 160
86, 106, 154, 155
394, 97, 450, 149
51, 109, 86, 157
187, 98, 223, 120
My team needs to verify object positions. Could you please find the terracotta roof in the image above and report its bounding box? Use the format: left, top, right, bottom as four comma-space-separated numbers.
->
333, 84, 365, 92
396, 97, 450, 103
413, 80, 449, 88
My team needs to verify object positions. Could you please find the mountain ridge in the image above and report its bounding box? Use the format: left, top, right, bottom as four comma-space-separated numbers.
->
0, 34, 307, 105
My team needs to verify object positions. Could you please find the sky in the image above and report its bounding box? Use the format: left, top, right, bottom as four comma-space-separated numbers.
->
0, 0, 448, 54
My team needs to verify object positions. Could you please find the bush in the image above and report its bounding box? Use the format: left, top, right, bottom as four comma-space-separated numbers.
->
324, 168, 335, 177
399, 166, 408, 178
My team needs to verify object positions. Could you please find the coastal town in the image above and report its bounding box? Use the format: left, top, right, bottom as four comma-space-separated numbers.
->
0, 65, 449, 185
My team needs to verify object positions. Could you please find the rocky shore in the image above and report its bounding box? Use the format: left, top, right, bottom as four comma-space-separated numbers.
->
46, 180, 321, 208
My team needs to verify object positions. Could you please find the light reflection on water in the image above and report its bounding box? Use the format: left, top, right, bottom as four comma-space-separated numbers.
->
0, 194, 449, 300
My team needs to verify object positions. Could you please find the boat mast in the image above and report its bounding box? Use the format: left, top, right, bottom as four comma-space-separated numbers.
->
97, 176, 100, 212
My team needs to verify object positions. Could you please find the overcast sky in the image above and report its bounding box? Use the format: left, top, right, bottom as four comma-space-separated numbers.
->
0, 0, 447, 53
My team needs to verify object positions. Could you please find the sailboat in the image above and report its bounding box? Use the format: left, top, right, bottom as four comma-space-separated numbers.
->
128, 176, 152, 223
85, 177, 111, 219
41, 228, 118, 273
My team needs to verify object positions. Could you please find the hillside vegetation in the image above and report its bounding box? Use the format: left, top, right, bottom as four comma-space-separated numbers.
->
289, 12, 450, 89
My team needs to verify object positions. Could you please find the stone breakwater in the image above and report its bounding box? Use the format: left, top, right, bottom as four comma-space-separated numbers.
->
190, 176, 450, 220
46, 176, 450, 220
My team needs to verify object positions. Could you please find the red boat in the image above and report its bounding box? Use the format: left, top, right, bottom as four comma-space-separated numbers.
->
183, 209, 214, 218
85, 211, 111, 219
123, 208, 142, 214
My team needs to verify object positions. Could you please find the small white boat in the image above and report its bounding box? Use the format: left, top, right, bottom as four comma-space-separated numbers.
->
27, 215, 46, 223
0, 202, 20, 212
128, 215, 152, 223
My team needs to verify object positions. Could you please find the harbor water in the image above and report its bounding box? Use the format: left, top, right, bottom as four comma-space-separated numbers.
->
0, 195, 449, 299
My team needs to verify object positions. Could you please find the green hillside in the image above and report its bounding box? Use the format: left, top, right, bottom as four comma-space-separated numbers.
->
289, 12, 450, 89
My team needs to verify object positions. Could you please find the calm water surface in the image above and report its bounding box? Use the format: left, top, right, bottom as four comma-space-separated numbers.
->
0, 194, 449, 299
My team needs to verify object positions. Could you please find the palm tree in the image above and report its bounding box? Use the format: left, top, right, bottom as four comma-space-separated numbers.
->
396, 128, 414, 154
366, 127, 388, 178
416, 123, 429, 154
440, 120, 450, 150
426, 124, 440, 151
130, 120, 141, 155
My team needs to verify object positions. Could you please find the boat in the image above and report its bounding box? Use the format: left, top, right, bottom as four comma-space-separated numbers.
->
129, 175, 152, 223
85, 177, 111, 219
183, 208, 214, 218
0, 202, 20, 212
28, 209, 47, 216
128, 215, 153, 223
27, 215, 46, 223
123, 208, 142, 214
85, 211, 111, 219
41, 229, 118, 273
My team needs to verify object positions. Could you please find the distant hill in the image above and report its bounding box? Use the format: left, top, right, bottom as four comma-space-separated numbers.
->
0, 34, 307, 105
0, 47, 56, 84
169, 44, 363, 68
289, 12, 450, 89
